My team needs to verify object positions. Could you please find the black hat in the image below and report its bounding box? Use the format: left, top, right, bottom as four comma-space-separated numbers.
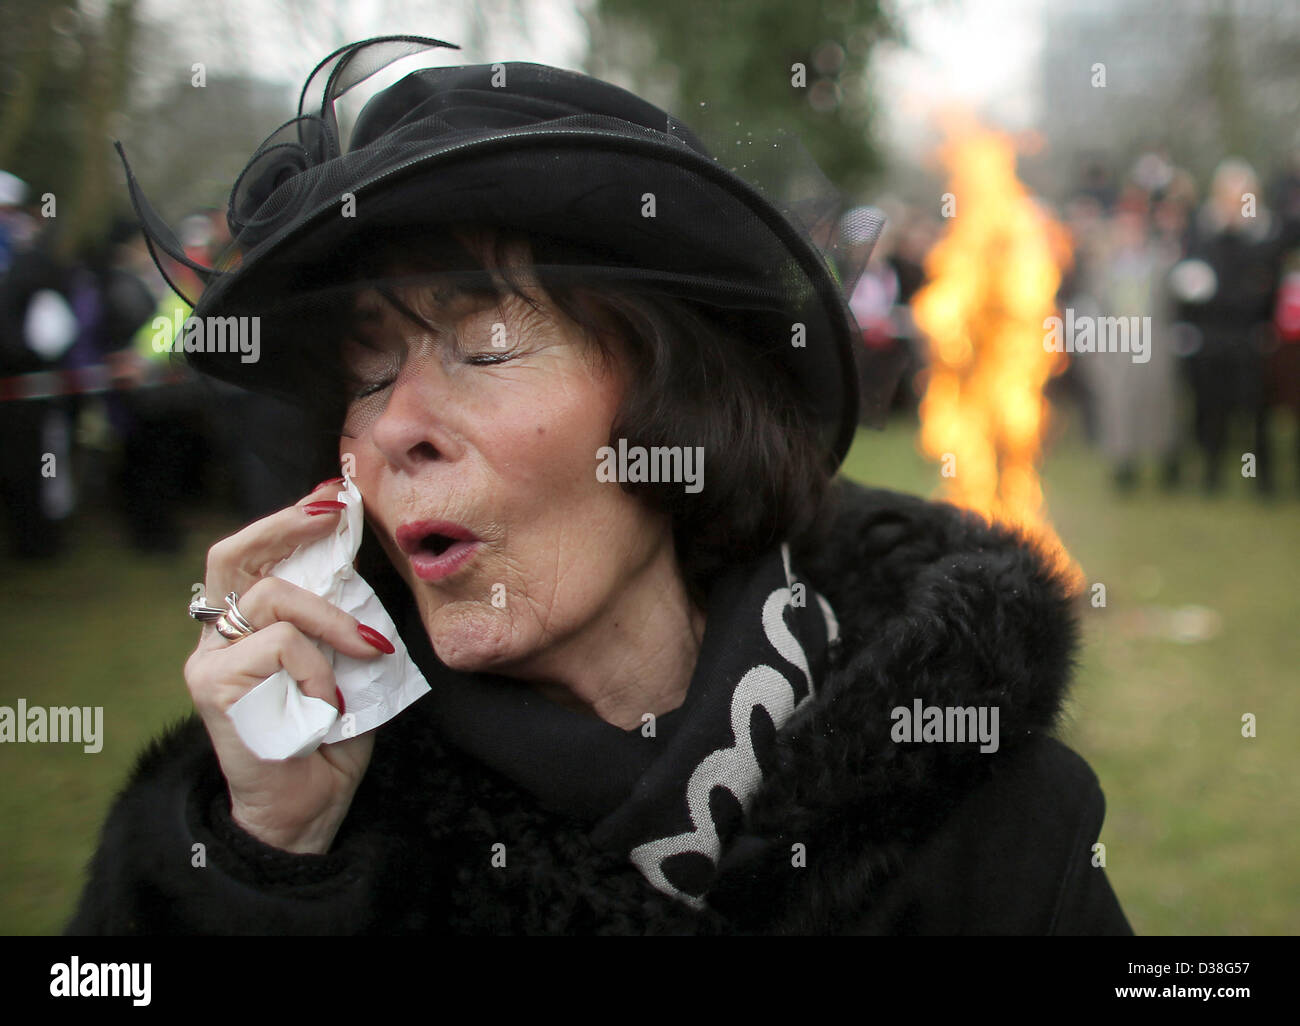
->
118, 36, 887, 468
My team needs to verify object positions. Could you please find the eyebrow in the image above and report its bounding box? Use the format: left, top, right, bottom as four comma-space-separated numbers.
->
375, 286, 439, 334
346, 283, 504, 350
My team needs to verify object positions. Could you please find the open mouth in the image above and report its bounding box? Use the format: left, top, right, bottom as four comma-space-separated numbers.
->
418, 533, 457, 556
395, 520, 481, 581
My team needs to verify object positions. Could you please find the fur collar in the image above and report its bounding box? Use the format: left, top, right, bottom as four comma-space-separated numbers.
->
714, 478, 1080, 929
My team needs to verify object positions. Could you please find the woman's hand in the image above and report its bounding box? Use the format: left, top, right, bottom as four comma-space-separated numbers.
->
184, 481, 391, 854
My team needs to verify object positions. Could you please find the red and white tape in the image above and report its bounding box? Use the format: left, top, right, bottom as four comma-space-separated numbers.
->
0, 363, 191, 402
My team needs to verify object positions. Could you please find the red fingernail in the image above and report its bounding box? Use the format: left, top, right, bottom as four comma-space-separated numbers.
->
357, 623, 395, 654
304, 500, 347, 516
311, 476, 345, 492
335, 687, 346, 716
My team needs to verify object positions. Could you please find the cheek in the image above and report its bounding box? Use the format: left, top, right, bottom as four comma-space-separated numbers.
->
486, 362, 657, 619
339, 435, 382, 498
493, 363, 621, 506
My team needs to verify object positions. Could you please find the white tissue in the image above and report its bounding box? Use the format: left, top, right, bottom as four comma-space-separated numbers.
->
226, 475, 430, 760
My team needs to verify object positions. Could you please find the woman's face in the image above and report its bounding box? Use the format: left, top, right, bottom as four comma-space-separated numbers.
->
338, 251, 671, 677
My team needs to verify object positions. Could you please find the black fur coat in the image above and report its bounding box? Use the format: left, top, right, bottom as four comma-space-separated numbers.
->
66, 480, 1131, 935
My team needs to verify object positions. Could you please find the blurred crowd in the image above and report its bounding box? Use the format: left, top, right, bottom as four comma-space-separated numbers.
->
846, 147, 1300, 498
1060, 150, 1300, 495
0, 184, 309, 560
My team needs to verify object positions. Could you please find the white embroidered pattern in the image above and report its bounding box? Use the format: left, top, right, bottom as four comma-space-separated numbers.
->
629, 543, 838, 907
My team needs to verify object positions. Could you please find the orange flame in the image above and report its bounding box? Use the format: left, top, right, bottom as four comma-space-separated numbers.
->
911, 120, 1081, 588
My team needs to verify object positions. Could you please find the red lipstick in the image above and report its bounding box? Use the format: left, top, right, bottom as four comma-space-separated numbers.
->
395, 520, 480, 582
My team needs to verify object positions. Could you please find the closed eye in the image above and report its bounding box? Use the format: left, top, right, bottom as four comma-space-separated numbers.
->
464, 350, 515, 366
342, 336, 402, 399
352, 377, 396, 399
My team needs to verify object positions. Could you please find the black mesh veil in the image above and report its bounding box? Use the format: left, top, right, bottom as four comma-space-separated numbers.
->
116, 35, 898, 487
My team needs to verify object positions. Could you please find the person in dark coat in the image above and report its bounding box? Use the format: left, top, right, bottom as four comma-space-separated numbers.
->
0, 228, 79, 558
1176, 159, 1285, 494
66, 36, 1130, 936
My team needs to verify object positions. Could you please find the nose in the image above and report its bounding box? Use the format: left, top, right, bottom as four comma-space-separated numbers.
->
364, 347, 463, 474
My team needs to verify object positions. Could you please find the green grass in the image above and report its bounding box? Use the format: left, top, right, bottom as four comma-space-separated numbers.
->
0, 512, 219, 935
1, 413, 1297, 934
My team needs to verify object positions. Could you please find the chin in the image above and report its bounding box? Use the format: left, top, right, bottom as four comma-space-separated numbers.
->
425, 602, 521, 673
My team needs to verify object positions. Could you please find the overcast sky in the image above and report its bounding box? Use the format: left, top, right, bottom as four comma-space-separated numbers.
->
135, 0, 1046, 158
132, 0, 591, 120
873, 0, 1047, 155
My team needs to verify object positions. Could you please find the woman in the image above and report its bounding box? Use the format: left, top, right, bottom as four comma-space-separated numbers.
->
68, 37, 1130, 934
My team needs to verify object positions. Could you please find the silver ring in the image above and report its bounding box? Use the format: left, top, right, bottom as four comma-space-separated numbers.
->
188, 594, 227, 623
222, 592, 257, 636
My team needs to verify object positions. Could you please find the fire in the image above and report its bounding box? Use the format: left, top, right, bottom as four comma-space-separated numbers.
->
911, 121, 1081, 587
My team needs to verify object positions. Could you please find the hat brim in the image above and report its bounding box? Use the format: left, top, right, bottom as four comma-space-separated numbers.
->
187, 129, 862, 467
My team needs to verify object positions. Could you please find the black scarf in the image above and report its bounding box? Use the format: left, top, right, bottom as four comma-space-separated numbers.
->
401, 543, 839, 907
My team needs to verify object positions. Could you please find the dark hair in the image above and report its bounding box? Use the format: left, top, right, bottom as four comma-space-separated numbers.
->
315, 223, 833, 604
556, 288, 831, 603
